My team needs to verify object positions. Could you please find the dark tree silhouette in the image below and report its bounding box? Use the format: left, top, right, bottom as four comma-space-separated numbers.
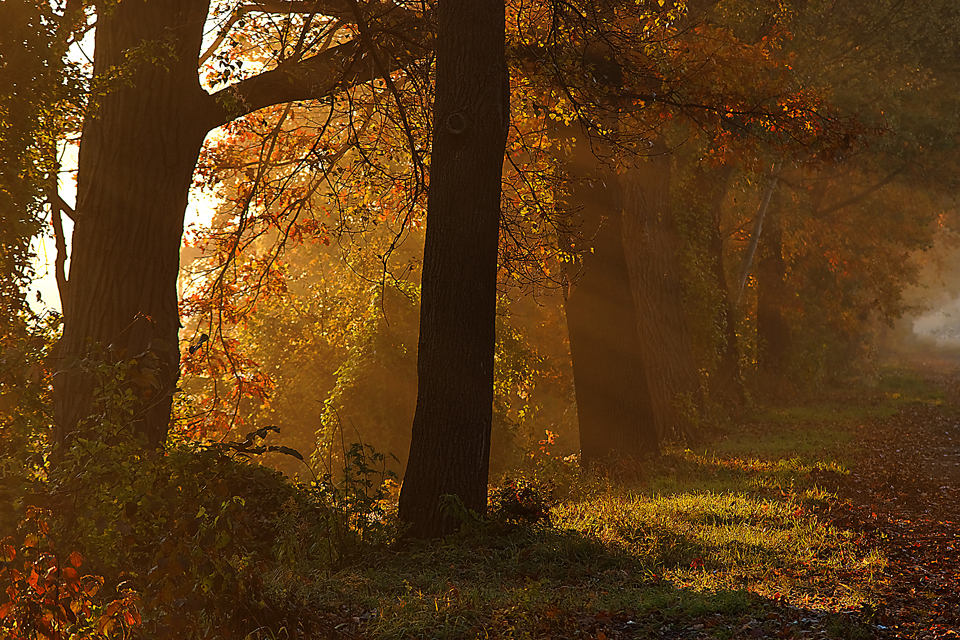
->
398, 0, 509, 539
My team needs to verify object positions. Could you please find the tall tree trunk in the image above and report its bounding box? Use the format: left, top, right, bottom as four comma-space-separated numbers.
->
54, 0, 212, 451
562, 165, 659, 468
703, 164, 746, 406
397, 0, 508, 539
756, 194, 791, 387
621, 139, 703, 442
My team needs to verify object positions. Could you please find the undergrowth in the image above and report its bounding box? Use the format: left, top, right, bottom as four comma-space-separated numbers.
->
2, 356, 937, 638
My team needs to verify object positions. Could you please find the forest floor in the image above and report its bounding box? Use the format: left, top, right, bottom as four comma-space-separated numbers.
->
272, 356, 960, 640
806, 352, 960, 640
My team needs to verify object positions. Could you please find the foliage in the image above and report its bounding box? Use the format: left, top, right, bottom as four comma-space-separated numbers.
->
36, 350, 403, 638
308, 441, 401, 568
0, 0, 80, 329
180, 188, 575, 476
0, 311, 59, 536
487, 478, 555, 529
0, 507, 140, 640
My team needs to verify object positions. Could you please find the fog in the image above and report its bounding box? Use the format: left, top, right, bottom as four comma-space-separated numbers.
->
890, 231, 960, 355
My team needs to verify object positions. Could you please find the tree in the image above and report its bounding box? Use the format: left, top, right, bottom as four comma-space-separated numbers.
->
673, 159, 744, 406
51, 0, 427, 452
0, 0, 82, 334
554, 126, 659, 467
397, 0, 509, 538
531, 5, 862, 450
710, 0, 960, 387
621, 136, 704, 443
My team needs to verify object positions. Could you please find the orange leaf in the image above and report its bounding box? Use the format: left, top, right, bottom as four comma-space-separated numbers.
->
105, 600, 122, 617
124, 609, 142, 626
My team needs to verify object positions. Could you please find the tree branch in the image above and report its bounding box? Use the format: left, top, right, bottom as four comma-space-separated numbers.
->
813, 164, 908, 217
50, 194, 71, 310
241, 0, 419, 22
736, 159, 782, 305
199, 8, 429, 131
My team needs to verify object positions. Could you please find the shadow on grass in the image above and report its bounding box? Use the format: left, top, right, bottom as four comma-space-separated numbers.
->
267, 514, 882, 639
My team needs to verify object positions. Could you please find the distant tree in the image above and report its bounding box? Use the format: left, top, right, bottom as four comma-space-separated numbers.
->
556, 125, 659, 466
529, 3, 863, 455
714, 0, 960, 388
397, 0, 509, 538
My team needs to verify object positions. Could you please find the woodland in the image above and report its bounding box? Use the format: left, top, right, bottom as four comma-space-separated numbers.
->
2, 0, 960, 637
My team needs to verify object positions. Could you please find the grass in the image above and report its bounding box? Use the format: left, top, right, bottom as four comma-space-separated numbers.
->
246, 367, 944, 638
270, 467, 882, 638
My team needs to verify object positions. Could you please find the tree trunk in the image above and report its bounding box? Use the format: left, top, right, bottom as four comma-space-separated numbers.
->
397, 0, 508, 539
756, 194, 791, 387
703, 164, 746, 406
620, 139, 703, 442
54, 0, 212, 451
562, 165, 659, 468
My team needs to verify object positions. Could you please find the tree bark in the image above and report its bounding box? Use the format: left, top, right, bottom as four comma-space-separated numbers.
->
397, 0, 508, 539
561, 159, 658, 468
54, 0, 212, 450
620, 139, 703, 442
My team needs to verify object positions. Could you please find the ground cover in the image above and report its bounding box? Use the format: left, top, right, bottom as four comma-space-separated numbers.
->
246, 361, 960, 639
6, 359, 957, 639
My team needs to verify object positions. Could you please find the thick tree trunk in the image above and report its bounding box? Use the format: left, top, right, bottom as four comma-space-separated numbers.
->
397, 0, 508, 539
621, 140, 703, 442
54, 0, 212, 450
562, 165, 658, 468
757, 195, 791, 386
51, 0, 401, 453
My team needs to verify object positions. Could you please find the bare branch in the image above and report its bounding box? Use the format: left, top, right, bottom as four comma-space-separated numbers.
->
814, 164, 909, 218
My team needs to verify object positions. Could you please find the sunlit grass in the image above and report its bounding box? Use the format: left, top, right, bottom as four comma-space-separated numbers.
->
272, 449, 882, 638
250, 370, 950, 638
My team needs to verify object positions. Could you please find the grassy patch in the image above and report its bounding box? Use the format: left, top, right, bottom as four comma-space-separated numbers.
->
712, 363, 947, 469
261, 444, 884, 638
247, 376, 938, 638
876, 366, 946, 405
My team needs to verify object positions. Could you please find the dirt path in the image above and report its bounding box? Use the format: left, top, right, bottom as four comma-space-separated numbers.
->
814, 356, 960, 639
